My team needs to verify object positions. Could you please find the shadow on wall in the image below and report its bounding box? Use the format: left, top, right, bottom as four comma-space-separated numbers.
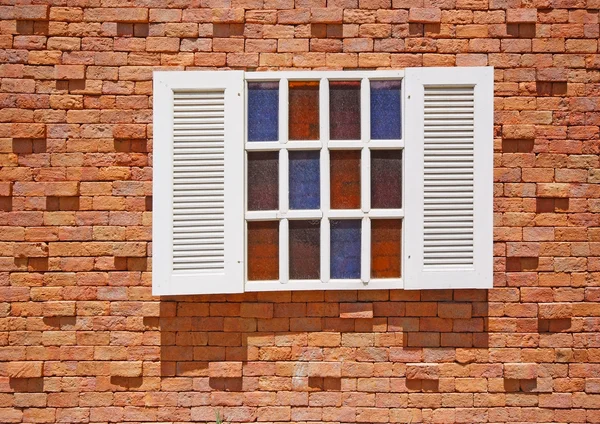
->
147, 289, 490, 419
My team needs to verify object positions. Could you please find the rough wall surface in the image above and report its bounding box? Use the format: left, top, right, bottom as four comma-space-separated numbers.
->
1, 0, 600, 423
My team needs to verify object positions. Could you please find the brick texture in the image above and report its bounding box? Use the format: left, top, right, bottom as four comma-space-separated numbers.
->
1, 1, 600, 423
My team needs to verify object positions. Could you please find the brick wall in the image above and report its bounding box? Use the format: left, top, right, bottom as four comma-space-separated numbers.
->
1, 1, 600, 423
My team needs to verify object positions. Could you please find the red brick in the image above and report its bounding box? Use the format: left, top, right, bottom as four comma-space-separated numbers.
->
209, 361, 243, 377
308, 362, 342, 377
409, 8, 441, 23
507, 8, 537, 23
340, 302, 374, 318
406, 363, 439, 380
504, 363, 538, 380
15, 5, 49, 20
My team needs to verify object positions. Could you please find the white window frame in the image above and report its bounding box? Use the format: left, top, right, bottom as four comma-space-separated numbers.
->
244, 71, 405, 292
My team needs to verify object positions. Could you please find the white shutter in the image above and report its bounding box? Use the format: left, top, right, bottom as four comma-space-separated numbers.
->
404, 67, 493, 289
153, 71, 245, 295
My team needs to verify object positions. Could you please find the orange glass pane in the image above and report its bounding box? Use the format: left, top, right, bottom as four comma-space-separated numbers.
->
371, 219, 401, 278
330, 150, 361, 209
247, 221, 279, 280
289, 81, 320, 140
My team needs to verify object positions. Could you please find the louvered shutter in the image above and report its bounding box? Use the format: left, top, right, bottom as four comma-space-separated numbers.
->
153, 71, 244, 295
404, 67, 493, 289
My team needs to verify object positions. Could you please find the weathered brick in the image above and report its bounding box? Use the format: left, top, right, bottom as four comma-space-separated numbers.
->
209, 361, 243, 377
409, 8, 441, 23
504, 363, 538, 380
506, 9, 537, 23
7, 361, 43, 378
406, 363, 440, 380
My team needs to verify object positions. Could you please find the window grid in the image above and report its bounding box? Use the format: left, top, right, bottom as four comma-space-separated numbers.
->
244, 71, 404, 290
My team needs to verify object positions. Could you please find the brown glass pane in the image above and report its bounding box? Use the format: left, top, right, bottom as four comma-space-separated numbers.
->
330, 150, 361, 209
247, 151, 278, 211
289, 81, 320, 140
248, 221, 279, 280
371, 150, 402, 209
371, 219, 401, 278
289, 220, 320, 279
330, 81, 361, 140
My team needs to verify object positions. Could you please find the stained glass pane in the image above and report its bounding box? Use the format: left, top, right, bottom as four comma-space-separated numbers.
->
289, 151, 320, 210
330, 220, 361, 279
247, 151, 278, 211
371, 80, 402, 140
248, 81, 279, 142
289, 220, 320, 279
330, 150, 361, 209
248, 221, 279, 280
371, 219, 401, 278
289, 81, 320, 140
371, 150, 402, 209
330, 81, 361, 140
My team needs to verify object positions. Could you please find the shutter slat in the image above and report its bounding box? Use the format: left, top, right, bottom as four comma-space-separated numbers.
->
422, 85, 475, 270
172, 90, 226, 273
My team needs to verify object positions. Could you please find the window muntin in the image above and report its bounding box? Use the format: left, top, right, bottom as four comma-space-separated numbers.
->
244, 71, 404, 290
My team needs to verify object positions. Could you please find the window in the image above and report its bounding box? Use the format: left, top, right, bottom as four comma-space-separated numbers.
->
153, 67, 494, 295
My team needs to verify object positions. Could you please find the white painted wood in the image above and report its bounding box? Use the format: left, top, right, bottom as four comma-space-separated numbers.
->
245, 211, 278, 221
320, 77, 331, 285
245, 278, 403, 292
280, 218, 289, 285
361, 216, 370, 283
153, 70, 245, 295
279, 78, 288, 145
404, 67, 494, 290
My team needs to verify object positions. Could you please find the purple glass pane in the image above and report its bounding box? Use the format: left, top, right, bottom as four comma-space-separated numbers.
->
289, 220, 320, 279
330, 81, 361, 140
247, 151, 278, 211
371, 150, 402, 209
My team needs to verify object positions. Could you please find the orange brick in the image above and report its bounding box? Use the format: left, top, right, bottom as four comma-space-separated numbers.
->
406, 363, 439, 380
7, 361, 43, 378
209, 361, 243, 377
409, 8, 441, 23
504, 363, 538, 380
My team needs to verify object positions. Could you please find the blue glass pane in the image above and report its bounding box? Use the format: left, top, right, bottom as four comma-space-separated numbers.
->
289, 151, 320, 210
370, 80, 402, 140
248, 82, 279, 142
330, 220, 361, 279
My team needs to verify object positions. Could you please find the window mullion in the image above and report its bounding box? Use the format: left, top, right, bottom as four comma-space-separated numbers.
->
361, 78, 371, 284
279, 218, 289, 284
279, 78, 289, 284
320, 77, 330, 283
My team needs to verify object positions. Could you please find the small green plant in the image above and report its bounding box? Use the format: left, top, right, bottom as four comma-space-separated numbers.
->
215, 410, 223, 424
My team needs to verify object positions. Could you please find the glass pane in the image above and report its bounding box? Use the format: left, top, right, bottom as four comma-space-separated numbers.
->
247, 151, 278, 211
248, 221, 279, 280
330, 81, 361, 140
371, 150, 402, 209
371, 80, 402, 140
371, 219, 401, 278
289, 81, 320, 140
330, 220, 361, 279
289, 220, 320, 279
330, 150, 361, 209
248, 81, 279, 142
289, 151, 320, 210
